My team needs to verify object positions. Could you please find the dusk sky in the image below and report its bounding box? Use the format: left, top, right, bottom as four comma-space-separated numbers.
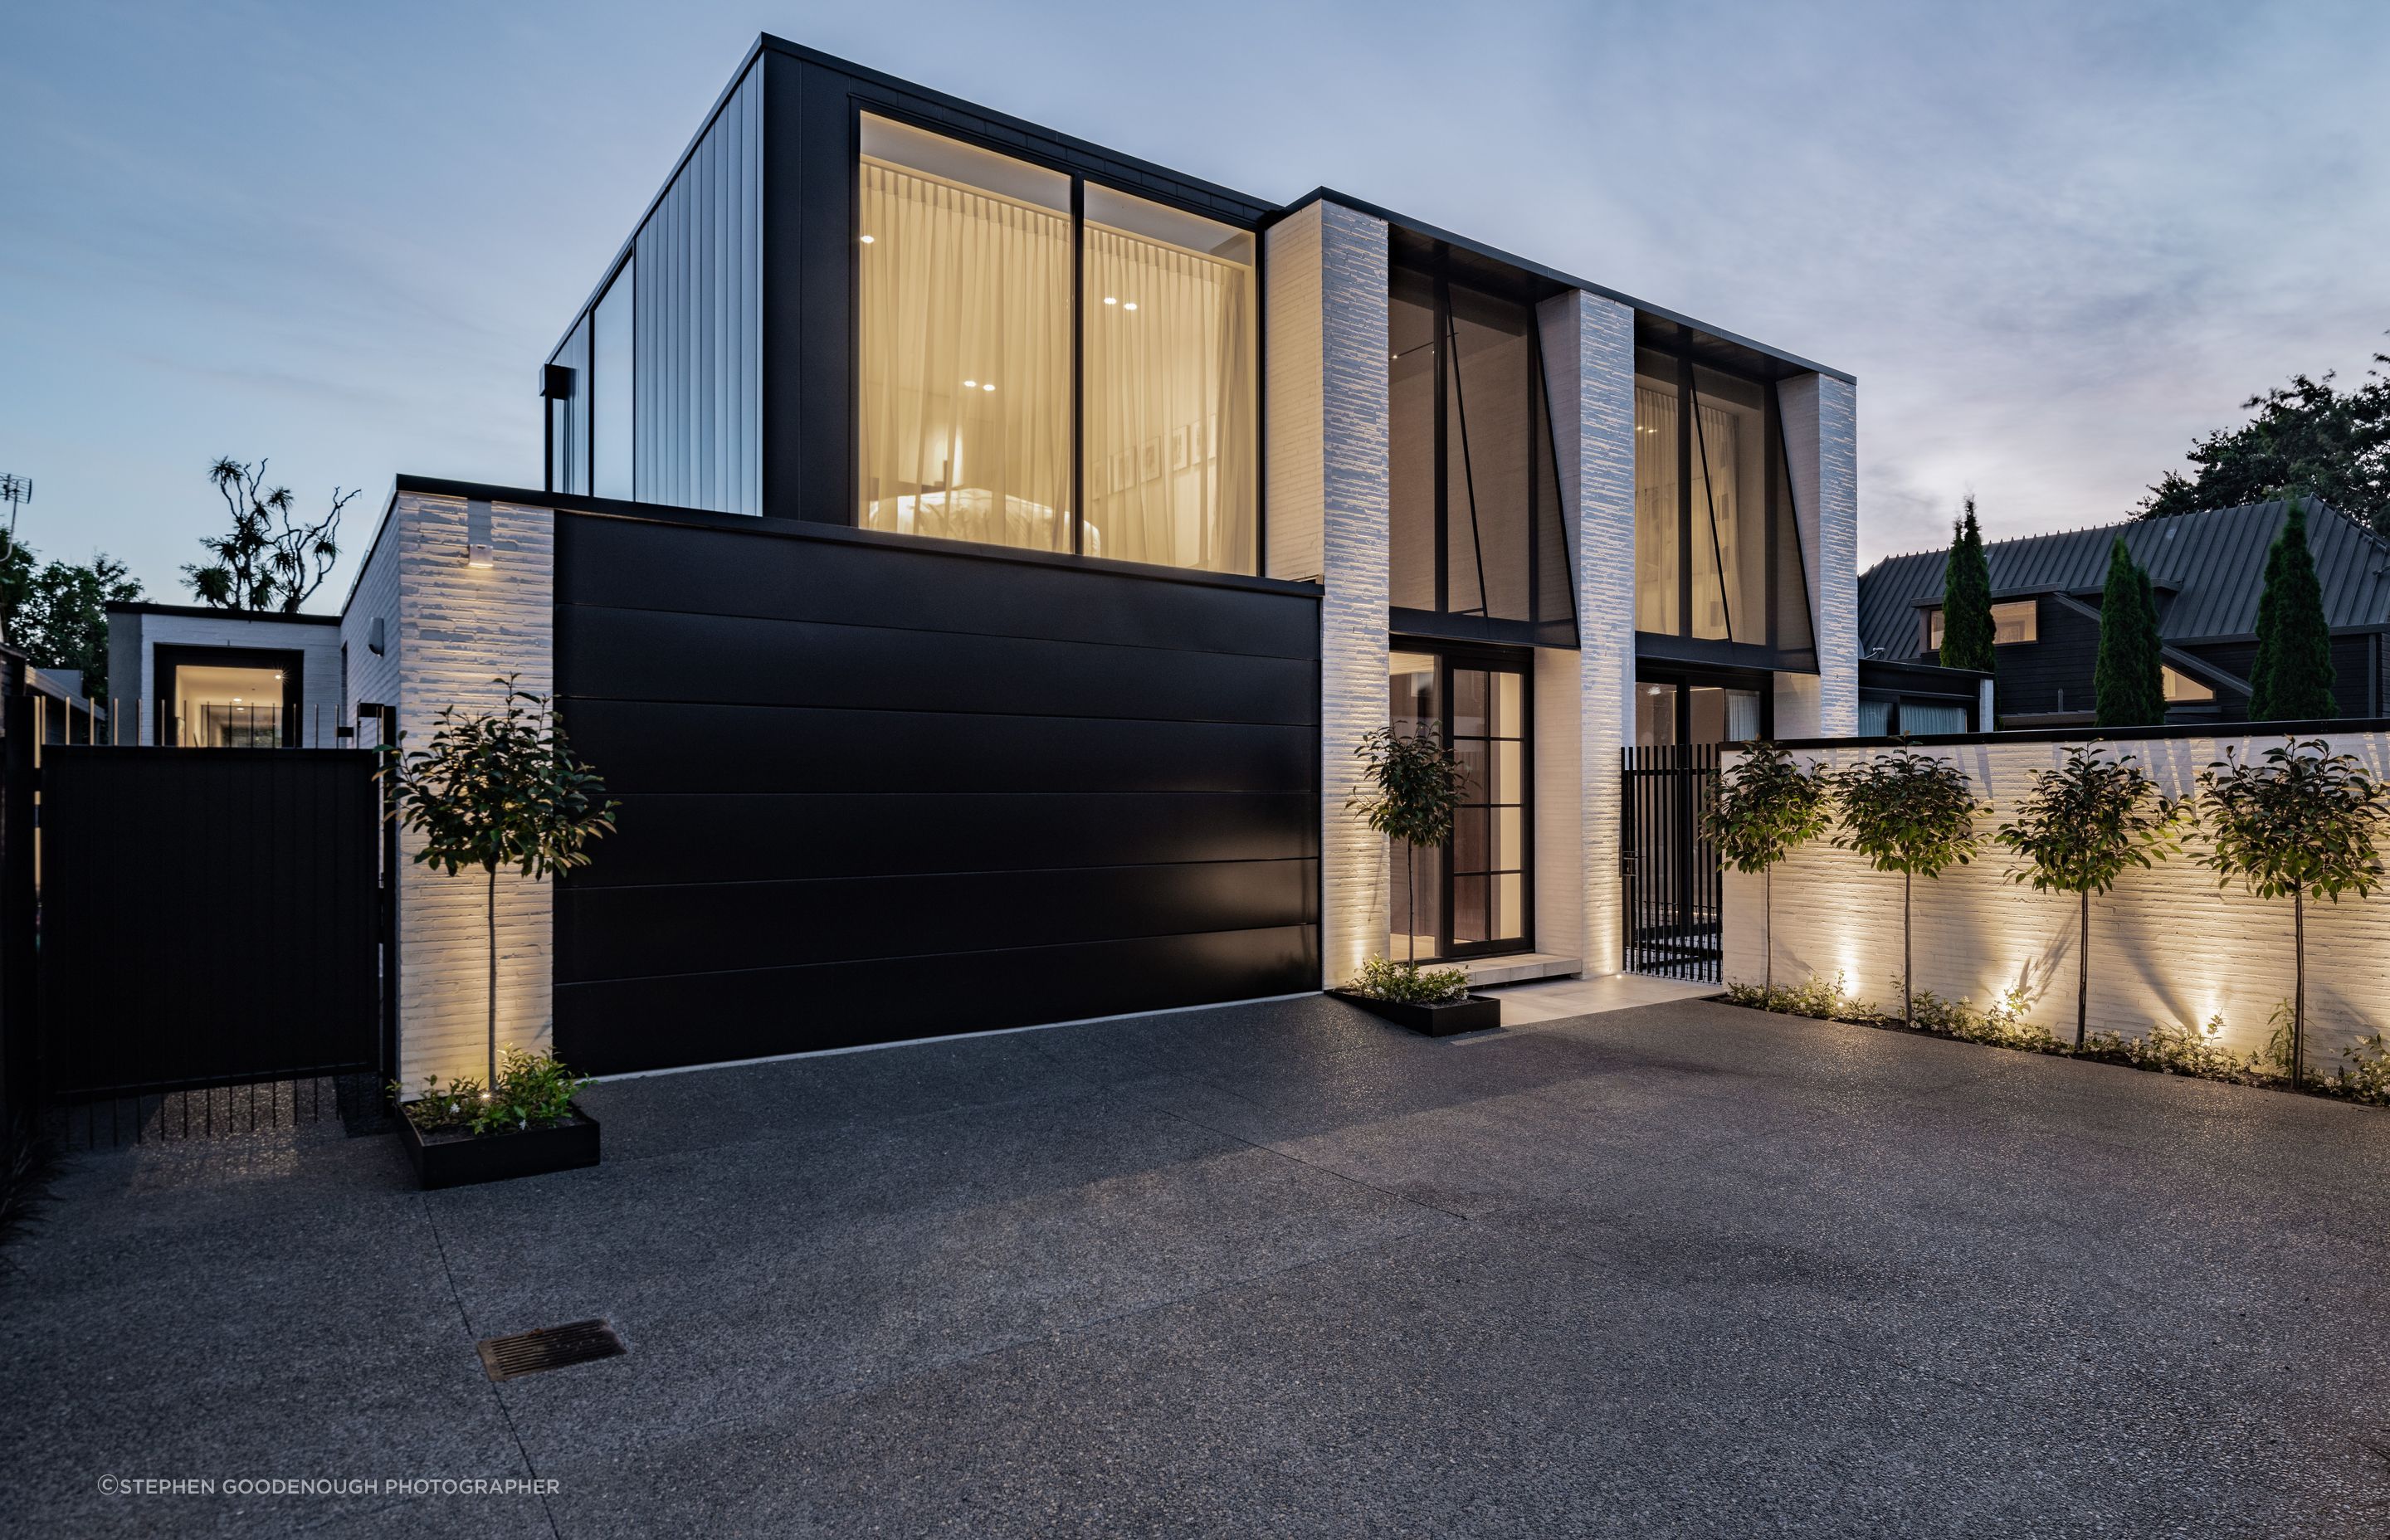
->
5, 0, 2385, 608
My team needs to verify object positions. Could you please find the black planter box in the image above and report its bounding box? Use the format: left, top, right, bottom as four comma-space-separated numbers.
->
396, 1105, 601, 1190
1329, 989, 1502, 1036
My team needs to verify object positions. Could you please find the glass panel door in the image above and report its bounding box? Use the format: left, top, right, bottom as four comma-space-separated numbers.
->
1384, 646, 1531, 962
1447, 663, 1528, 956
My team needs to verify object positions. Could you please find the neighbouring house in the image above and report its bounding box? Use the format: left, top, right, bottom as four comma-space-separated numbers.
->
105, 601, 347, 747
338, 35, 1860, 1084
1857, 499, 2390, 727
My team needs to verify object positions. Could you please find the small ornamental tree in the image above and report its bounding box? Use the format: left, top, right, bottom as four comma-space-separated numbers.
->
1832, 748, 1988, 1026
2196, 737, 2390, 1084
392, 679, 617, 1088
2092, 539, 2165, 728
2246, 497, 2337, 721
1705, 742, 1834, 994
1939, 497, 1996, 673
1348, 724, 1465, 966
1994, 746, 2182, 1047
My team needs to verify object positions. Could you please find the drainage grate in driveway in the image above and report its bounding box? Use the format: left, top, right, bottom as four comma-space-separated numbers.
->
476, 1319, 627, 1382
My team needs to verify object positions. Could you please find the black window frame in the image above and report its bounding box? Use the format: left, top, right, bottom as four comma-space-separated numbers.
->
844, 98, 1267, 575
1385, 261, 1577, 646
1388, 636, 1537, 962
1631, 341, 1815, 672
152, 644, 305, 748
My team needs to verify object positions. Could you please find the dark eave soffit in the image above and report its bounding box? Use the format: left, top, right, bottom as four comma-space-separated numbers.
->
1283, 188, 1854, 386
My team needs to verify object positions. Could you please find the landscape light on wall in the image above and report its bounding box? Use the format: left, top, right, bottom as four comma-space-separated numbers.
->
859, 234, 875, 243
1104, 295, 1116, 305
465, 498, 495, 568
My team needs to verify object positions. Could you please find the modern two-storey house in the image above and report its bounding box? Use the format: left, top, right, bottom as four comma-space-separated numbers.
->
341, 36, 1857, 1083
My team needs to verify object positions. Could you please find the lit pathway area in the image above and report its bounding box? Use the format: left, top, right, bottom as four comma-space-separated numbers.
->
7, 992, 2389, 1538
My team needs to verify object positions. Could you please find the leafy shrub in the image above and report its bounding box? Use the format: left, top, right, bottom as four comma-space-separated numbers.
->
1732, 972, 2390, 1111
1910, 987, 2067, 1054
2078, 1016, 2248, 1079
2331, 1031, 2390, 1105
392, 1046, 589, 1137
1348, 955, 1472, 1006
1724, 972, 1870, 1021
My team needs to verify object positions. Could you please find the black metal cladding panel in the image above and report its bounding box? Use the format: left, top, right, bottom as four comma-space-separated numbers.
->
38, 749, 380, 1096
558, 860, 1314, 982
557, 514, 1314, 660
634, 60, 762, 516
555, 607, 1315, 725
551, 512, 1323, 1073
1858, 500, 2390, 660
556, 926, 1315, 1074
577, 791, 1318, 887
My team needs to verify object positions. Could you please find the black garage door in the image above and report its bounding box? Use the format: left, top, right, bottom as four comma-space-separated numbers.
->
552, 510, 1321, 1075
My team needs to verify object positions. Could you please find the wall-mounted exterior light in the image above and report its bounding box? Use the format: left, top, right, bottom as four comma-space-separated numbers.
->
466, 499, 495, 568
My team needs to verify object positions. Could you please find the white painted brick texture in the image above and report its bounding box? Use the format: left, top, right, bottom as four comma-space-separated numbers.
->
387, 492, 556, 1086
1724, 731, 2390, 1065
1268, 201, 1392, 987
1778, 374, 1859, 737
1540, 290, 1636, 972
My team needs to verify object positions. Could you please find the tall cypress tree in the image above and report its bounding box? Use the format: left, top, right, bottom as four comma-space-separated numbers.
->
2134, 554, 2167, 717
2246, 497, 2338, 720
1939, 496, 1995, 672
2094, 538, 2163, 726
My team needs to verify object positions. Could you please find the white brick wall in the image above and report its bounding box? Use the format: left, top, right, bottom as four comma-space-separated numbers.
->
1267, 200, 1392, 987
1724, 731, 2390, 1066
375, 491, 557, 1087
1539, 290, 1637, 973
1779, 373, 1859, 737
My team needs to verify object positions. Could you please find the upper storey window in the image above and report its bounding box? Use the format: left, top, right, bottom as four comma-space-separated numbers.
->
857, 117, 1074, 553
855, 115, 1256, 573
1387, 266, 1573, 636
1633, 347, 1812, 653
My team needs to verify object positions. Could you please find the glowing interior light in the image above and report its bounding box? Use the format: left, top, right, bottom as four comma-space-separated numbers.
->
962, 379, 977, 389
859, 234, 876, 244
1103, 296, 1117, 305
982, 383, 995, 392
1123, 301, 1138, 310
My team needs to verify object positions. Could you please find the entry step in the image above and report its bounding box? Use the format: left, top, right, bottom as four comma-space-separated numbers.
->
1458, 953, 1582, 987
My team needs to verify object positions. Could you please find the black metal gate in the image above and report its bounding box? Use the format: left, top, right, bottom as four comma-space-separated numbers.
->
31, 724, 391, 1147
1622, 743, 1723, 982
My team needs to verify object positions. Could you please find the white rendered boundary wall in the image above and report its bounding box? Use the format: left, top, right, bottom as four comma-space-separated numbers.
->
1723, 727, 2390, 1065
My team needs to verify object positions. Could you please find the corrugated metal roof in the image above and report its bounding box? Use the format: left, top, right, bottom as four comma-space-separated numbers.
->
1856, 500, 2390, 659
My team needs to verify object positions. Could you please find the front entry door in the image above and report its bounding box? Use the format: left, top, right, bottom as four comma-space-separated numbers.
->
1387, 645, 1531, 962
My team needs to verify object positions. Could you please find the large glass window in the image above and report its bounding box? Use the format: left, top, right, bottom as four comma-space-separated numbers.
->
548, 316, 589, 497
1635, 348, 1812, 653
1633, 349, 1681, 634
1925, 599, 2037, 652
1689, 366, 1765, 642
592, 262, 634, 500
856, 115, 1074, 552
1388, 270, 1572, 630
855, 116, 1256, 572
1082, 187, 1256, 572
1383, 646, 1530, 960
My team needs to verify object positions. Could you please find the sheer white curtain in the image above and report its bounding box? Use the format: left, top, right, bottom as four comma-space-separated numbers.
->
856, 159, 1073, 551
1080, 226, 1254, 571
1633, 383, 1679, 633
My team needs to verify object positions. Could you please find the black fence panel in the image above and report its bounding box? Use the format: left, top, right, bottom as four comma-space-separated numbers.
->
37, 745, 387, 1146
1622, 743, 1723, 982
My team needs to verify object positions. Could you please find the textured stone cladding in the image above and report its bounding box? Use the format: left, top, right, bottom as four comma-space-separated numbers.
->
1267, 200, 1393, 987
1776, 374, 1860, 736
1538, 290, 1638, 972
1724, 731, 2390, 1062
374, 491, 558, 1086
